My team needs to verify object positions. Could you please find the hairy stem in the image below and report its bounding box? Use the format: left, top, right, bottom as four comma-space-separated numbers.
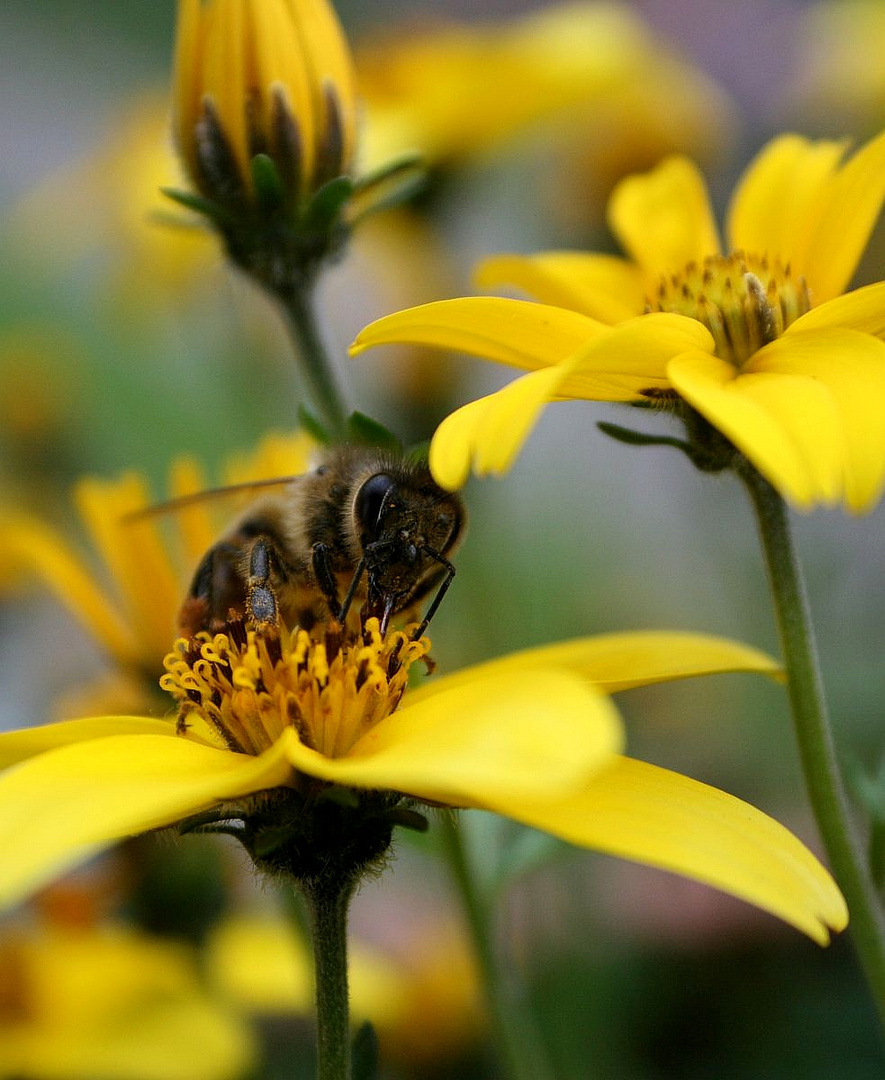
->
743, 466, 885, 1021
301, 876, 355, 1080
281, 285, 349, 440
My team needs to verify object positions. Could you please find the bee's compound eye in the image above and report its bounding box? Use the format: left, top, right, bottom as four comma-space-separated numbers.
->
356, 473, 395, 535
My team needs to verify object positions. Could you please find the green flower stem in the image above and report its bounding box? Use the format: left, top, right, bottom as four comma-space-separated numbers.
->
742, 466, 885, 1020
440, 814, 556, 1080
300, 876, 355, 1080
280, 285, 349, 441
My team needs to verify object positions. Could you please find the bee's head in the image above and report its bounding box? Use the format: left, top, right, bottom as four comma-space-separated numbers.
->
355, 470, 463, 606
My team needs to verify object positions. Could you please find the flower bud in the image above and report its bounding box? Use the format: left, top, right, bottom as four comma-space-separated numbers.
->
172, 0, 357, 209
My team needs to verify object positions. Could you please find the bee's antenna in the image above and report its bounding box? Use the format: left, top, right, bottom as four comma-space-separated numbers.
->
123, 476, 297, 523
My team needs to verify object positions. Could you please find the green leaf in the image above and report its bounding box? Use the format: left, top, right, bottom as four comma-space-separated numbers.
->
297, 405, 332, 445
346, 412, 403, 452
352, 1022, 380, 1080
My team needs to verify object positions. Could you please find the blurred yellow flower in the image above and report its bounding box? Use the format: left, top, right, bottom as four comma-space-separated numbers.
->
0, 920, 255, 1080
1, 431, 315, 715
0, 613, 847, 946
357, 1, 735, 176
794, 1, 885, 135
173, 0, 357, 206
206, 913, 484, 1065
10, 94, 215, 306
352, 131, 885, 512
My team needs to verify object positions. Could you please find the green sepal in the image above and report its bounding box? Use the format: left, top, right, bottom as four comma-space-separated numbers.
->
597, 420, 692, 454
346, 411, 403, 452
352, 1021, 380, 1080
250, 152, 285, 212
252, 824, 300, 859
302, 175, 354, 234
297, 405, 333, 446
349, 156, 428, 224
160, 186, 231, 225
387, 807, 429, 833
403, 439, 431, 466
317, 784, 360, 810
352, 150, 424, 193
178, 808, 242, 836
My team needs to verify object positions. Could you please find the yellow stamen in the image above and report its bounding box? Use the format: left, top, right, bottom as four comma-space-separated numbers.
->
161, 618, 430, 761
649, 251, 811, 368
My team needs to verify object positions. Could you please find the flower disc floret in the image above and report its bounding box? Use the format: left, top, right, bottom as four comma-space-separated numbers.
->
162, 618, 430, 761
650, 252, 812, 369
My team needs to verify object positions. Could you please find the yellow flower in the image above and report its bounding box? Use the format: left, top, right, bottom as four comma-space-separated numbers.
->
10, 93, 216, 306
351, 131, 885, 512
1, 431, 315, 716
173, 0, 357, 205
206, 913, 484, 1066
0, 615, 847, 946
0, 920, 255, 1080
794, 1, 885, 135
357, 1, 734, 176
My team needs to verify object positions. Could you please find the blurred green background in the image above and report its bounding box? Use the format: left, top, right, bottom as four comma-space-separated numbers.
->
2, 1, 885, 1077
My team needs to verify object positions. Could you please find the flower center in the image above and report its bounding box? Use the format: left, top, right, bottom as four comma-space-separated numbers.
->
161, 618, 430, 759
648, 252, 811, 368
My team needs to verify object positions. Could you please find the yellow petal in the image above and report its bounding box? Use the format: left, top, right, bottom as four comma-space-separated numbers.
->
202, 0, 249, 181
727, 134, 848, 289
172, 0, 204, 177
74, 474, 180, 659
668, 350, 842, 510
281, 672, 624, 807
608, 155, 721, 280
474, 251, 645, 323
424, 313, 714, 488
2, 515, 140, 668
751, 328, 885, 512
350, 298, 604, 372
799, 130, 885, 303
0, 717, 181, 769
406, 631, 781, 708
429, 365, 574, 489
557, 312, 714, 400
0, 732, 295, 909
476, 756, 847, 945
789, 279, 885, 340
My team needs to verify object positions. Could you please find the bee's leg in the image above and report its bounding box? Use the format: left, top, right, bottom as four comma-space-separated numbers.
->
312, 541, 366, 624
179, 541, 247, 637
411, 548, 456, 640
337, 555, 367, 625
311, 542, 340, 616
245, 535, 282, 625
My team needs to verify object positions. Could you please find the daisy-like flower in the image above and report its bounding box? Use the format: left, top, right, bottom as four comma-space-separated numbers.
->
1, 431, 315, 717
350, 131, 885, 512
0, 614, 846, 945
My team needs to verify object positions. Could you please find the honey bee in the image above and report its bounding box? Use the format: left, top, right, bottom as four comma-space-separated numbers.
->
175, 445, 466, 640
